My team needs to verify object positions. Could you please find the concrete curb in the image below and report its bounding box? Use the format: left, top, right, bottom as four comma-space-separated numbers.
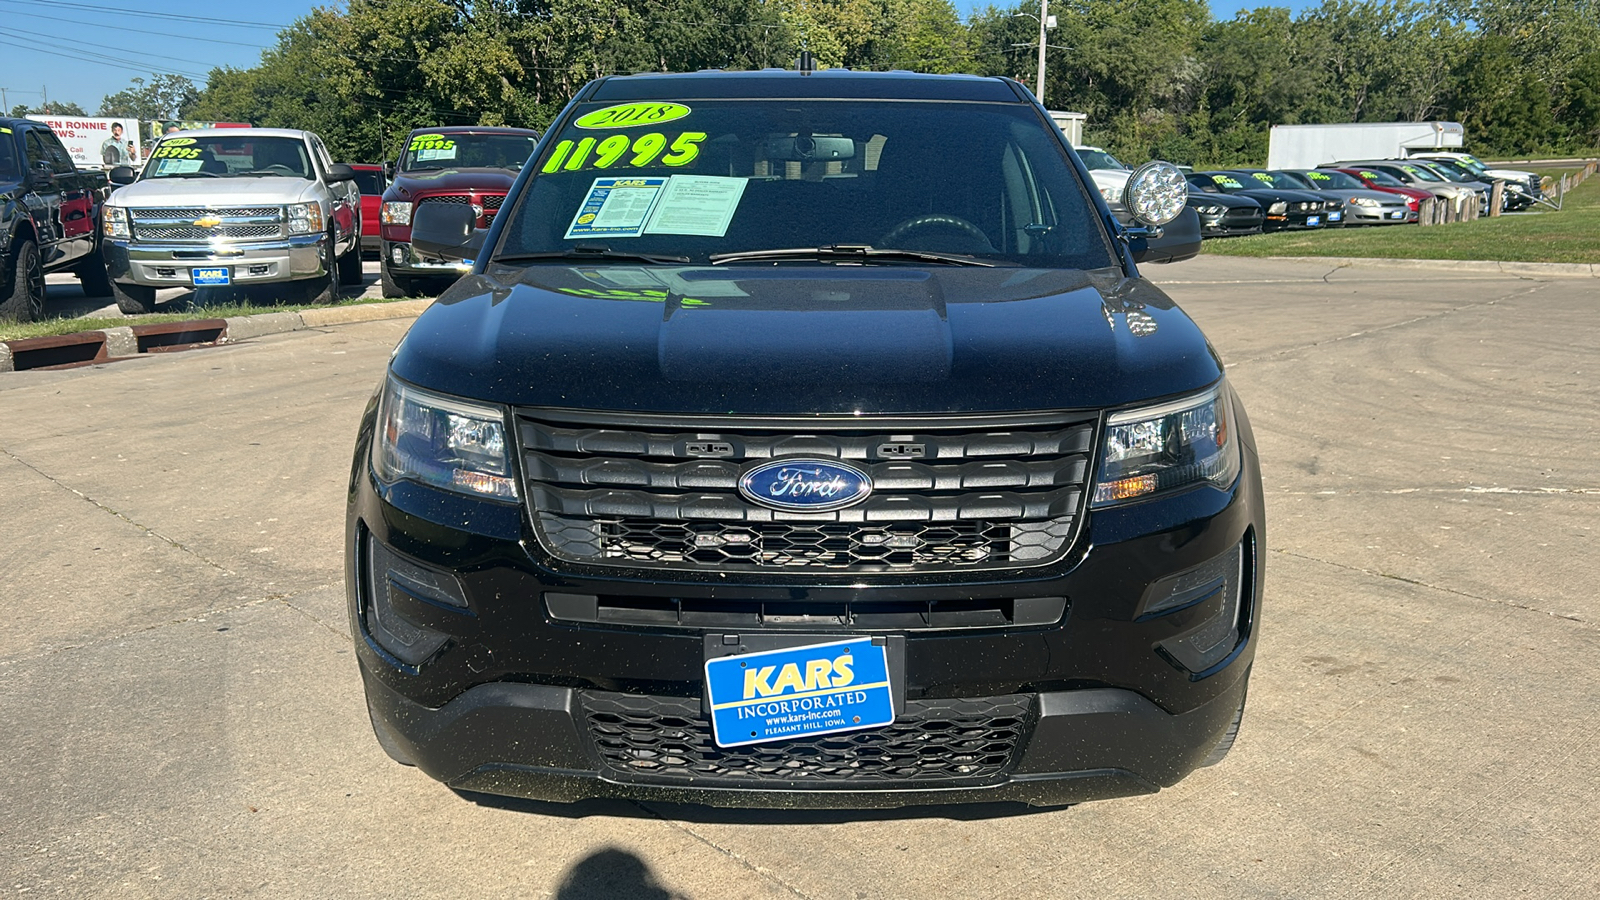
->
1262, 256, 1600, 277
1, 300, 431, 374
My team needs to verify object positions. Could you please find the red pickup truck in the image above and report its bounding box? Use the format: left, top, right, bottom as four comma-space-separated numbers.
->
377, 126, 540, 297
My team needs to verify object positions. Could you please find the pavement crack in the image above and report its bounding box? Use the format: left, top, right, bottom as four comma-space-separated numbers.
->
1321, 263, 1348, 284
0, 444, 237, 577
634, 809, 820, 900
1270, 547, 1590, 627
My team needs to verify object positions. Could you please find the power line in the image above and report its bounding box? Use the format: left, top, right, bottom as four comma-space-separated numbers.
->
18, 9, 277, 49
0, 35, 214, 83
0, 0, 288, 29
0, 24, 240, 74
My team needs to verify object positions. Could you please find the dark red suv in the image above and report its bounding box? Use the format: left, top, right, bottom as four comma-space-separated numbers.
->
377, 126, 540, 297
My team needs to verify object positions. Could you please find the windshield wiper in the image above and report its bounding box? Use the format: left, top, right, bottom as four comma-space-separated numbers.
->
492, 244, 691, 265
708, 244, 994, 267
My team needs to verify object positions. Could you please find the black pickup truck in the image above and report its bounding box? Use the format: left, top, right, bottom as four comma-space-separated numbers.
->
0, 117, 112, 322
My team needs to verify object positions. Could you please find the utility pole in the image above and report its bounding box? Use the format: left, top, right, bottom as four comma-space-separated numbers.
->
1036, 0, 1048, 106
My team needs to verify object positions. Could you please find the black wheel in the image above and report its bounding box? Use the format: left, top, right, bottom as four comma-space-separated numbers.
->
0, 238, 46, 323
112, 280, 157, 315
336, 239, 364, 286
380, 257, 416, 299
74, 244, 114, 297
301, 271, 339, 305
1200, 685, 1248, 768
367, 698, 415, 766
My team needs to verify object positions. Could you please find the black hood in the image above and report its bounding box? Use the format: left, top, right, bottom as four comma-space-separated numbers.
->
390, 265, 1223, 416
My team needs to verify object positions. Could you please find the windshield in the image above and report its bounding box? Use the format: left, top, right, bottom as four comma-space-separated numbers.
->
1242, 171, 1306, 190
401, 132, 539, 172
1076, 148, 1126, 171
1195, 173, 1249, 194
1421, 161, 1473, 182
1296, 170, 1363, 190
1398, 164, 1443, 183
0, 130, 18, 181
142, 135, 313, 179
1353, 168, 1405, 187
497, 99, 1114, 269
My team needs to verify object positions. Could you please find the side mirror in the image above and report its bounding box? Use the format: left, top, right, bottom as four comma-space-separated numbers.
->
325, 163, 355, 183
108, 165, 137, 185
383, 161, 395, 179
410, 201, 485, 262
1130, 207, 1201, 264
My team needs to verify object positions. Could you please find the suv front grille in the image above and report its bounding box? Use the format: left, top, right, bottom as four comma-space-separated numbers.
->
518, 412, 1095, 574
580, 691, 1031, 786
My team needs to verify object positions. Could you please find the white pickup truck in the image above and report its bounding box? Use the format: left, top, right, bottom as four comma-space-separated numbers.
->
103, 127, 362, 313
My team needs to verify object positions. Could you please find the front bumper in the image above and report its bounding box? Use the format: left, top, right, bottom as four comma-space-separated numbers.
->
1196, 212, 1263, 237
106, 233, 330, 287
382, 239, 473, 277
1346, 205, 1412, 224
346, 396, 1266, 807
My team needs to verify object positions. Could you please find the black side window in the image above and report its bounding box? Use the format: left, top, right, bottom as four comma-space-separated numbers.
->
39, 131, 77, 174
24, 131, 51, 172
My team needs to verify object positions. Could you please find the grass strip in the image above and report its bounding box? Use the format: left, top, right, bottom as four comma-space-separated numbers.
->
1202, 170, 1600, 265
0, 294, 412, 343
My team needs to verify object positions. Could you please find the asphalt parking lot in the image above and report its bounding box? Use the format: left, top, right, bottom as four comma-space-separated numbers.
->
2, 256, 1596, 898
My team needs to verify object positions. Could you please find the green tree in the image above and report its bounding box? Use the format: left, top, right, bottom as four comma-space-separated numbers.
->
98, 75, 199, 119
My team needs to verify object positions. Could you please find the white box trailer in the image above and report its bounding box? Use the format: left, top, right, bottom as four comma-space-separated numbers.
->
1049, 111, 1086, 146
1266, 122, 1464, 169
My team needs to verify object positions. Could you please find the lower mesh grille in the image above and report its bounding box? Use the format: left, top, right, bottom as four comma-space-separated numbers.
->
539, 514, 1074, 571
580, 691, 1031, 786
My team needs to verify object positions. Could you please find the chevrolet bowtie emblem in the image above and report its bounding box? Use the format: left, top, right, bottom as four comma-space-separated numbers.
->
193, 216, 223, 228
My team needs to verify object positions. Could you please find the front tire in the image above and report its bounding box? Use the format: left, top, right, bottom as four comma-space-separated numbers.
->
0, 239, 47, 323
336, 236, 364, 286
380, 257, 417, 299
301, 272, 338, 305
112, 280, 157, 315
74, 245, 114, 297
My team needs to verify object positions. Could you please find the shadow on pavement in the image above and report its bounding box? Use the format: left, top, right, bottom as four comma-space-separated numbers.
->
453, 789, 1066, 824
554, 848, 686, 900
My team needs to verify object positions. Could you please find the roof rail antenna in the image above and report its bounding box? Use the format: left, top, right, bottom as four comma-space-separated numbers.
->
797, 50, 816, 73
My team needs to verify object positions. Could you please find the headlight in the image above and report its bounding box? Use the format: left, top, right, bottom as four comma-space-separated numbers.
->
287, 202, 324, 235
1093, 384, 1241, 507
381, 201, 413, 226
1349, 197, 1380, 207
104, 205, 130, 239
1267, 201, 1287, 215
1197, 205, 1224, 215
1098, 185, 1117, 203
373, 377, 518, 501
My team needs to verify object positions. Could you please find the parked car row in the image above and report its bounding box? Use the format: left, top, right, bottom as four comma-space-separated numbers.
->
1083, 144, 1540, 241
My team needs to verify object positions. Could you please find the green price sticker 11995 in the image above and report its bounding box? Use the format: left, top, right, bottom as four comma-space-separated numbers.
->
541, 132, 706, 173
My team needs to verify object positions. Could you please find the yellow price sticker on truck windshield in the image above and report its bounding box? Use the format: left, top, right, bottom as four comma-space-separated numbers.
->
1252, 173, 1273, 183
575, 102, 691, 130
409, 134, 454, 152
541, 132, 707, 173
1309, 172, 1331, 180
151, 145, 201, 159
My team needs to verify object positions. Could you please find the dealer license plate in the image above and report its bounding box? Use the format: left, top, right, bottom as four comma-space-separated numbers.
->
1329, 211, 1343, 222
705, 636, 895, 748
1306, 215, 1321, 226
1391, 210, 1407, 219
191, 267, 231, 286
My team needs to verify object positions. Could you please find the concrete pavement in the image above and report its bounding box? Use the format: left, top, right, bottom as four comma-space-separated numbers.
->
2, 256, 1596, 898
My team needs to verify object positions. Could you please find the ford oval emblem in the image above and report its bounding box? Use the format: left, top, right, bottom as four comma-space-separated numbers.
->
738, 459, 873, 512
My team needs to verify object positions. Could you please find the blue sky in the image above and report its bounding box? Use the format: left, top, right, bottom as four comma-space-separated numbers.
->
3, 0, 1313, 114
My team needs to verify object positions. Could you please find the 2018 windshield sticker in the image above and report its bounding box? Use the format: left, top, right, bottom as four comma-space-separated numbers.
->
575, 102, 691, 129
541, 132, 706, 173
409, 134, 454, 152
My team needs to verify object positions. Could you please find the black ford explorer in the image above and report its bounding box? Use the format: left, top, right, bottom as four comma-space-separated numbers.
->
346, 69, 1265, 810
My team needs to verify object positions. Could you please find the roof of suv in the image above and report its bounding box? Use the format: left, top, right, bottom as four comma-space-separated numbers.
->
409, 126, 540, 135
587, 69, 1025, 102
